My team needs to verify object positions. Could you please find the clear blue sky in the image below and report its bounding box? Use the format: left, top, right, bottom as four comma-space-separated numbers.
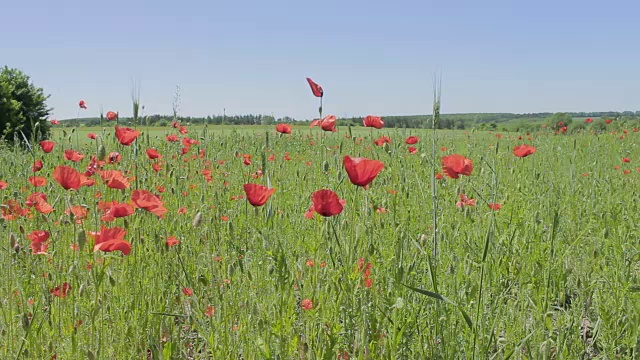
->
2, 0, 639, 120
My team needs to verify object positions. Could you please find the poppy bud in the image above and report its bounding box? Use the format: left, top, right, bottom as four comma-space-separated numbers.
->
22, 313, 30, 331
76, 229, 86, 251
97, 144, 106, 161
323, 161, 330, 173
10, 232, 21, 253
192, 212, 203, 228
419, 233, 429, 245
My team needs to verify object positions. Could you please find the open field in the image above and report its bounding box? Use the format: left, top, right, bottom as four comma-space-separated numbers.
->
1, 123, 639, 358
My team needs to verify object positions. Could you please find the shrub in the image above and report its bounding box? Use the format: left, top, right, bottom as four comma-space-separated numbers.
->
0, 66, 52, 144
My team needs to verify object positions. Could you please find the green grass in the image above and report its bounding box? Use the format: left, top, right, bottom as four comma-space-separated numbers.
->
1, 124, 639, 359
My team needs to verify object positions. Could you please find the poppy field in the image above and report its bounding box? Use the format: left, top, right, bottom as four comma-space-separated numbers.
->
1, 119, 639, 359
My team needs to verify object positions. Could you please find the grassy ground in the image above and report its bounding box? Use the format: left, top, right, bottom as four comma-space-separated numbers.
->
0, 124, 639, 358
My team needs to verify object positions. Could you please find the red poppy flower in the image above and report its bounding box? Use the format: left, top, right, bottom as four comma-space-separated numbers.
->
30, 239, 49, 254
166, 236, 180, 247
87, 133, 97, 139
28, 176, 47, 187
513, 144, 536, 158
27, 230, 50, 254
0, 180, 7, 189
98, 170, 131, 189
182, 288, 194, 296
106, 111, 118, 121
182, 137, 200, 147
50, 119, 60, 125
2, 200, 30, 220
304, 206, 316, 219
65, 206, 88, 223
98, 201, 134, 221
622, 157, 631, 163
362, 115, 384, 129
40, 141, 55, 153
275, 123, 292, 134
52, 165, 90, 190
408, 146, 418, 154
373, 136, 391, 146
26, 192, 54, 214
32, 160, 43, 172
166, 134, 179, 142
92, 225, 131, 255
301, 298, 314, 310
306, 77, 324, 97
605, 119, 612, 124
179, 126, 188, 134
152, 163, 162, 172
79, 100, 87, 109
357, 258, 374, 288
405, 136, 419, 144
50, 282, 72, 298
64, 149, 85, 162
320, 115, 337, 132
488, 203, 502, 211
311, 189, 344, 217
560, 126, 568, 133
205, 305, 215, 317
456, 193, 476, 208
27, 230, 50, 243
145, 148, 162, 160
114, 126, 141, 146
343, 156, 384, 188
131, 189, 167, 218
107, 152, 121, 164
25, 192, 47, 206
441, 154, 473, 179
243, 184, 275, 207
585, 118, 593, 123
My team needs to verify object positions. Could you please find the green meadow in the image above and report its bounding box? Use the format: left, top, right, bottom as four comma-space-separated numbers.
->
0, 123, 639, 359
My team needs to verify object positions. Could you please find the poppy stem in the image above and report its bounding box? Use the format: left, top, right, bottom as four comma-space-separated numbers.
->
430, 81, 441, 290
328, 219, 342, 268
244, 198, 248, 245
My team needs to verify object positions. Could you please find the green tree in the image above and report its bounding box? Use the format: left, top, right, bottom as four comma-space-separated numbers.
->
545, 112, 573, 130
0, 66, 52, 144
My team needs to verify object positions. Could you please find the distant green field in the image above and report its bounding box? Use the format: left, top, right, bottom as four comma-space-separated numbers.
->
52, 124, 474, 146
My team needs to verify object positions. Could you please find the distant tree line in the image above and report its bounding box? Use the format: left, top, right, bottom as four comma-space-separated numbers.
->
58, 111, 640, 131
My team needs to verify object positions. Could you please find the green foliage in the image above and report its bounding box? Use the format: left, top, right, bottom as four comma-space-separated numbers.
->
1, 125, 639, 358
0, 66, 52, 144
545, 112, 573, 130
